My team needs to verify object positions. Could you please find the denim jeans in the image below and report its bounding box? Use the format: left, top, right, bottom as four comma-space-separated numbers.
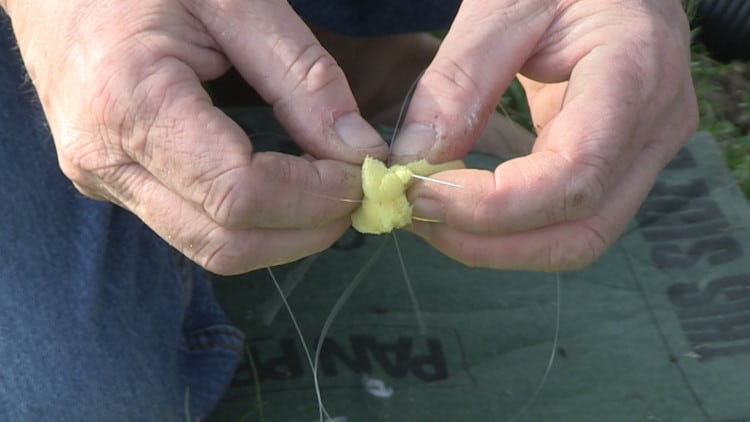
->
0, 2, 458, 420
289, 0, 460, 36
0, 13, 244, 421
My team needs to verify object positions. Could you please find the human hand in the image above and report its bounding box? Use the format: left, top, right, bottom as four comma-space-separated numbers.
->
4, 0, 388, 274
390, 0, 698, 271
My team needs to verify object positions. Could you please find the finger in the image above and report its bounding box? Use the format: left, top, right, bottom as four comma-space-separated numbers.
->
390, 0, 555, 164
98, 162, 352, 275
98, 57, 363, 230
516, 76, 567, 134
187, 0, 388, 163
407, 139, 670, 271
409, 40, 692, 234
471, 111, 535, 157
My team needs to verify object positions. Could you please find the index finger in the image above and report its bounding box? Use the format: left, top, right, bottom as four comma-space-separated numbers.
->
389, 0, 554, 164
97, 57, 362, 230
187, 0, 388, 163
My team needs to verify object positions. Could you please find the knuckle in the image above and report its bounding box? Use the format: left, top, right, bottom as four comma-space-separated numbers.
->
186, 226, 251, 275
70, 180, 107, 202
198, 246, 244, 276
271, 41, 348, 133
202, 155, 332, 230
57, 138, 98, 184
420, 57, 489, 137
548, 223, 608, 271
56, 128, 120, 191
203, 166, 256, 228
424, 56, 481, 98
562, 156, 609, 221
283, 42, 344, 98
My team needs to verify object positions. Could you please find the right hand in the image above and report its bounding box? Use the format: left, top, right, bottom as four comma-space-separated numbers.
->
3, 0, 388, 274
390, 0, 697, 271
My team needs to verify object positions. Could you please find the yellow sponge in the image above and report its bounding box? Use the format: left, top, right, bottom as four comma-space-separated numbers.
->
351, 156, 463, 234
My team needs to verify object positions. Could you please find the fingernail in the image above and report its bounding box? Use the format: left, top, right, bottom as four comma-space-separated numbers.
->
390, 123, 436, 164
411, 197, 445, 224
334, 112, 385, 150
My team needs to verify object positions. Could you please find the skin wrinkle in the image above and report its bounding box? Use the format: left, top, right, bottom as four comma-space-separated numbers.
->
195, 224, 234, 273
138, 176, 219, 259
474, 173, 501, 234
561, 150, 608, 222
464, 238, 485, 269
514, 146, 577, 225
239, 158, 292, 227
87, 46, 177, 145
412, 58, 487, 162
97, 162, 151, 210
283, 42, 339, 99
184, 0, 244, 49
534, 150, 570, 225
575, 219, 609, 268
234, 155, 348, 229
288, 163, 335, 229
545, 78, 640, 221
290, 64, 346, 136
58, 127, 106, 182
425, 56, 484, 117
119, 68, 180, 171
520, 79, 567, 133
175, 112, 248, 203
192, 0, 245, 41
524, 10, 627, 80
201, 163, 254, 228
135, 32, 227, 82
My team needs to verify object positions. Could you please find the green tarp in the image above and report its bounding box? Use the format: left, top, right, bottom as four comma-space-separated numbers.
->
210, 108, 750, 421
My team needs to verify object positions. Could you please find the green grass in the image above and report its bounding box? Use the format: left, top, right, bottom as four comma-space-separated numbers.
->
691, 45, 750, 197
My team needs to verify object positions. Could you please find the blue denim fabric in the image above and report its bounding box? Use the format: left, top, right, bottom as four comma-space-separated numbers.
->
290, 0, 460, 36
0, 12, 243, 421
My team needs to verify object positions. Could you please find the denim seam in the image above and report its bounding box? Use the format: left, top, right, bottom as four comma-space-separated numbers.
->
182, 327, 245, 354
171, 251, 194, 312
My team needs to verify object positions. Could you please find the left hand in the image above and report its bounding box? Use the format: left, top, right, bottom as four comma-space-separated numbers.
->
389, 0, 698, 271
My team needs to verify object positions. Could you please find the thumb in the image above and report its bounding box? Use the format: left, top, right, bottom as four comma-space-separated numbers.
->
390, 0, 553, 164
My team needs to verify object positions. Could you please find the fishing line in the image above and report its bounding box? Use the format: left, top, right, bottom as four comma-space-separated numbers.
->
311, 237, 389, 421
266, 266, 332, 422
392, 231, 427, 334
507, 271, 563, 422
263, 65, 560, 421
266, 237, 389, 422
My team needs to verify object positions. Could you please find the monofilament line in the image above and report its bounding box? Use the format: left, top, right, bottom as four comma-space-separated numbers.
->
388, 70, 423, 148
311, 237, 389, 422
266, 267, 333, 422
410, 173, 464, 188
507, 271, 563, 422
388, 73, 464, 190
392, 232, 427, 334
